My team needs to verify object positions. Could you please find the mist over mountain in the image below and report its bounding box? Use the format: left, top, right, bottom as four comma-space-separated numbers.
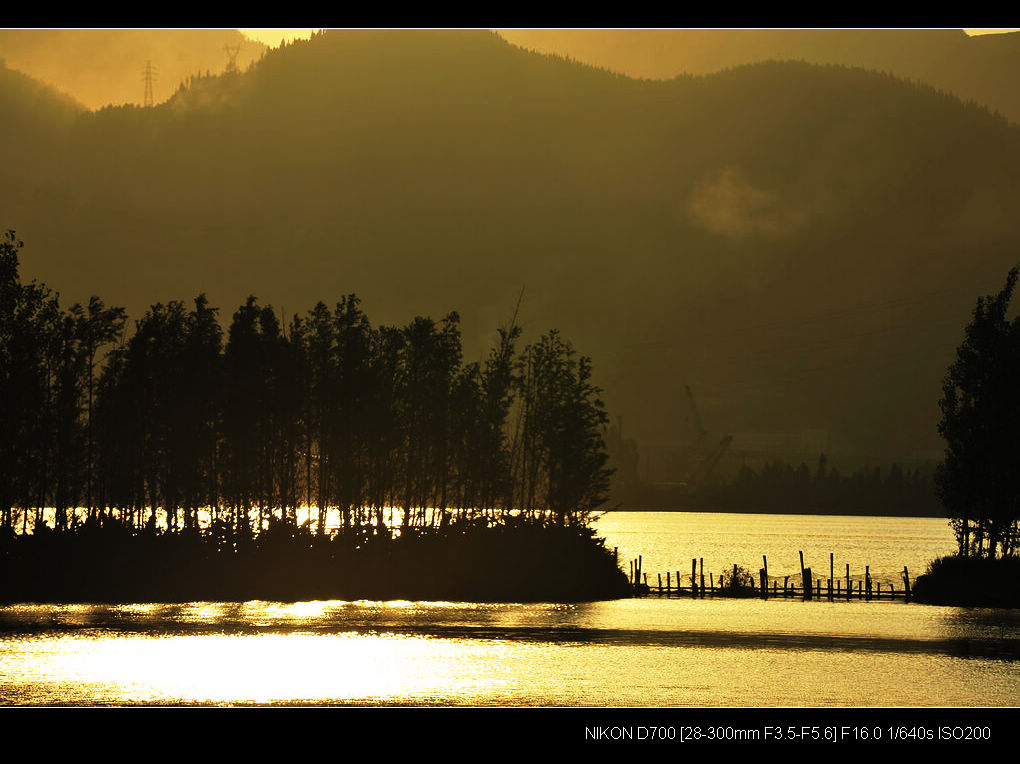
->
3, 29, 1018, 481
498, 29, 1020, 123
0, 29, 266, 109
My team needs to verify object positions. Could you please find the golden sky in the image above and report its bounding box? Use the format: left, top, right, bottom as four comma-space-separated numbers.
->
236, 29, 1018, 49
238, 29, 320, 47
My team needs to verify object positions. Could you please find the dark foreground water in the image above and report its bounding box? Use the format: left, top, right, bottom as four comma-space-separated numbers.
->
0, 512, 1016, 706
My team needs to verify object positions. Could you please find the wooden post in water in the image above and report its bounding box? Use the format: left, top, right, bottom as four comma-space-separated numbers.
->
629, 559, 634, 586
829, 553, 834, 601
759, 568, 767, 598
638, 555, 643, 588
658, 572, 662, 594
803, 568, 813, 601
846, 564, 851, 601
676, 571, 681, 597
709, 572, 714, 594
762, 555, 769, 600
903, 567, 911, 603
783, 575, 789, 596
666, 571, 671, 596
699, 558, 705, 599
865, 565, 872, 601
799, 550, 805, 598
692, 559, 698, 598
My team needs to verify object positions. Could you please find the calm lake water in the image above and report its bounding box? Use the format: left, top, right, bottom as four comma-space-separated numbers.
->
1, 511, 1017, 707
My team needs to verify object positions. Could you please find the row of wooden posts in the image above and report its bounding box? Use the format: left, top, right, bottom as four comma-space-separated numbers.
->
626, 551, 913, 602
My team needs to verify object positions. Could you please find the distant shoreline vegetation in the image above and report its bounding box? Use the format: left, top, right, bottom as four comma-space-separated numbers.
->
0, 231, 628, 603
607, 459, 943, 518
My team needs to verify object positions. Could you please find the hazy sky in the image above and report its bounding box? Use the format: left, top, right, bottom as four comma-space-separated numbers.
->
237, 28, 1018, 49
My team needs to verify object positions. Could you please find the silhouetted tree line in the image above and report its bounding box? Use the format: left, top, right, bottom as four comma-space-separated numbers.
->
0, 232, 614, 543
0, 232, 127, 535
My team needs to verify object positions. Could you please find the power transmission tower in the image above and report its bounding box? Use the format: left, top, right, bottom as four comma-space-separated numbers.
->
224, 44, 241, 74
142, 60, 158, 107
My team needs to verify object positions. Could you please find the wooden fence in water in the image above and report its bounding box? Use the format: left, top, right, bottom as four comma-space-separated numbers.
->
624, 551, 914, 602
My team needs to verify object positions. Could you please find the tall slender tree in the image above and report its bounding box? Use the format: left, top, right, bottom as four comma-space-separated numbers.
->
0, 232, 57, 530
72, 296, 126, 519
936, 266, 1020, 559
512, 331, 613, 525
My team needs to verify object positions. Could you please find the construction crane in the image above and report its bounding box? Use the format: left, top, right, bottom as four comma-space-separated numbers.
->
688, 434, 734, 487
678, 384, 709, 472
680, 384, 732, 488
684, 384, 709, 447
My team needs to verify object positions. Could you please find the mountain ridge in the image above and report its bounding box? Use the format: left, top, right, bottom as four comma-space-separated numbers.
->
498, 29, 1020, 123
2, 28, 1017, 477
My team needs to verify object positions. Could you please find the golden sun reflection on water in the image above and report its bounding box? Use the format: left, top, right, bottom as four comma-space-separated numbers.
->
1, 513, 1016, 706
2, 601, 1018, 706
27, 631, 506, 705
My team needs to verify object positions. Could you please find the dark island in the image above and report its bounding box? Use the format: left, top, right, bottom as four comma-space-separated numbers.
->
0, 232, 629, 604
0, 516, 631, 604
912, 555, 1020, 609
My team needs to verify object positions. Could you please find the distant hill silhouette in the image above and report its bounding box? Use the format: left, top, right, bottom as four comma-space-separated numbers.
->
498, 29, 1020, 123
2, 29, 1019, 479
0, 29, 266, 109
0, 64, 84, 209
